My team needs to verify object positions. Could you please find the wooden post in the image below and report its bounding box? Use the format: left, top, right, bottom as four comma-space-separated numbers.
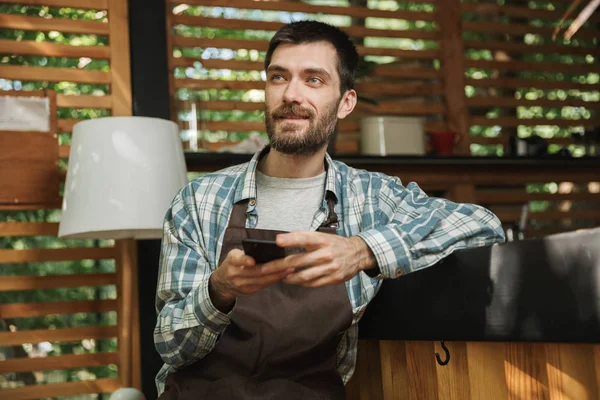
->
108, 0, 139, 389
437, 0, 471, 155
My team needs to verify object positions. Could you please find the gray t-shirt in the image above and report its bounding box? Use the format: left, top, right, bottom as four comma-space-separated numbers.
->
255, 170, 326, 232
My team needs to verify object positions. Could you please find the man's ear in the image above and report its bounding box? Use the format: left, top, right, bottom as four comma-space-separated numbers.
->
337, 89, 357, 119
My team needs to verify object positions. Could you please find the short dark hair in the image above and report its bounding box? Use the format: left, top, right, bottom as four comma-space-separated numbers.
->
264, 21, 359, 95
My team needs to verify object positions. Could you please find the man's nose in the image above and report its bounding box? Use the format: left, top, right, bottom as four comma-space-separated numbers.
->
282, 79, 304, 104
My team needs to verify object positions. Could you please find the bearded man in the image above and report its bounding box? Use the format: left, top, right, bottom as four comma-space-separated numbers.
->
155, 20, 505, 400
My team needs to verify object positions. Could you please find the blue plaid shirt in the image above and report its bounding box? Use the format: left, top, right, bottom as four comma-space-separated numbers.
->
154, 149, 505, 393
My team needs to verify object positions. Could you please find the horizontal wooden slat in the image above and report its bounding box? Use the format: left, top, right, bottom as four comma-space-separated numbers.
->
0, 273, 117, 291
470, 136, 573, 145
465, 59, 600, 74
172, 36, 439, 59
56, 94, 112, 109
0, 0, 109, 10
0, 14, 109, 35
175, 78, 444, 96
466, 77, 598, 91
171, 57, 442, 81
477, 191, 600, 204
464, 39, 600, 57
0, 326, 117, 346
0, 65, 111, 84
467, 97, 600, 110
0, 247, 117, 264
463, 20, 598, 40
0, 352, 119, 374
470, 117, 599, 128
0, 222, 59, 237
0, 39, 110, 59
170, 0, 437, 21
178, 100, 445, 115
58, 118, 82, 132
0, 299, 117, 319
493, 209, 600, 221
59, 144, 71, 158
0, 378, 120, 400
461, 2, 600, 23
171, 15, 438, 40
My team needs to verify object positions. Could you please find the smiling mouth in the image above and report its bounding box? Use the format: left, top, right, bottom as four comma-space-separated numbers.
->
275, 114, 310, 120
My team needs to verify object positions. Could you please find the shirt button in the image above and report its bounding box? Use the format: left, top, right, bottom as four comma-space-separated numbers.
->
249, 199, 256, 206
396, 270, 403, 277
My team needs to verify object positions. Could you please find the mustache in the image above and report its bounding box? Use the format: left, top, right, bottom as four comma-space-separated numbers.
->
270, 103, 314, 119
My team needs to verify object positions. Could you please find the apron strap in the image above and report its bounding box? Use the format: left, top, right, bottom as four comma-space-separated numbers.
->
319, 192, 339, 231
229, 200, 249, 229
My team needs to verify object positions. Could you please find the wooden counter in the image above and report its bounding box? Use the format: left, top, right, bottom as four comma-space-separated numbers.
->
347, 228, 600, 400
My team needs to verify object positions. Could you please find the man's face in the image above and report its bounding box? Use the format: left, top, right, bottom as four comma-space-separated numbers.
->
264, 41, 355, 155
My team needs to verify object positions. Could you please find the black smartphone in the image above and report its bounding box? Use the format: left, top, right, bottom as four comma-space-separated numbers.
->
241, 238, 287, 264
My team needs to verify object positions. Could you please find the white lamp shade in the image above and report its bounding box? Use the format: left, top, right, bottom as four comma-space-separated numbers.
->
59, 116, 188, 239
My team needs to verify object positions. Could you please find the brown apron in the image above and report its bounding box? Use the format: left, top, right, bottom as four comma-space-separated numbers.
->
160, 194, 353, 400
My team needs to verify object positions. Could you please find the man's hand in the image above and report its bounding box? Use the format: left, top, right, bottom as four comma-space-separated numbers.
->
262, 232, 377, 288
209, 249, 295, 313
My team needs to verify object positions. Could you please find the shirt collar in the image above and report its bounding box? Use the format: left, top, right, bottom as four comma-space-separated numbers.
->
233, 146, 340, 204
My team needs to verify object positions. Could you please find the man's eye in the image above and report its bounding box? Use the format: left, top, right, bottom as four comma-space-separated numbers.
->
270, 74, 284, 81
308, 77, 322, 84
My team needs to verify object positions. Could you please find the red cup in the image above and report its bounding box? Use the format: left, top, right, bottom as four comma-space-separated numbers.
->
430, 131, 457, 156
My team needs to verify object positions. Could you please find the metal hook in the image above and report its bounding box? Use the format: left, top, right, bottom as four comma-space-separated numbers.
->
435, 341, 450, 366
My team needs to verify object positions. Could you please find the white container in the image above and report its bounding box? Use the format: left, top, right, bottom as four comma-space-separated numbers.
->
360, 116, 425, 156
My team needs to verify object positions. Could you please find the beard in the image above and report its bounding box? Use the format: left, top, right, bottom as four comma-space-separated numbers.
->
264, 100, 339, 156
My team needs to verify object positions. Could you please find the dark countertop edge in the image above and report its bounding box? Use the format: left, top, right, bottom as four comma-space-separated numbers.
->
185, 152, 600, 168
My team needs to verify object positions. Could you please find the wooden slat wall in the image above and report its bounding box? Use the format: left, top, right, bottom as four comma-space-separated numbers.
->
0, 1, 136, 398
165, 0, 600, 234
167, 0, 446, 154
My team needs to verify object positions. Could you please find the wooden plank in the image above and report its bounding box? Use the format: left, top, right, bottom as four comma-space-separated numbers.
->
379, 341, 409, 400
354, 340, 384, 399
169, 0, 437, 21
0, 326, 118, 346
108, 0, 132, 116
0, 273, 117, 292
545, 343, 599, 400
171, 15, 438, 40
0, 352, 119, 374
60, 144, 71, 158
438, 0, 470, 155
470, 136, 573, 146
0, 222, 59, 237
0, 247, 117, 264
372, 65, 442, 80
0, 130, 60, 207
464, 39, 600, 57
0, 299, 117, 319
493, 209, 600, 222
172, 36, 439, 59
435, 341, 471, 400
476, 191, 600, 204
406, 341, 438, 400
504, 343, 549, 400
463, 20, 597, 40
56, 94, 113, 109
0, 378, 121, 400
466, 342, 508, 400
174, 78, 444, 96
467, 96, 600, 110
470, 117, 600, 128
0, 14, 109, 35
0, 65, 111, 84
116, 239, 136, 388
0, 0, 109, 9
465, 77, 597, 91
0, 39, 110, 59
465, 59, 599, 75
595, 346, 600, 399
461, 2, 600, 23
58, 118, 82, 133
